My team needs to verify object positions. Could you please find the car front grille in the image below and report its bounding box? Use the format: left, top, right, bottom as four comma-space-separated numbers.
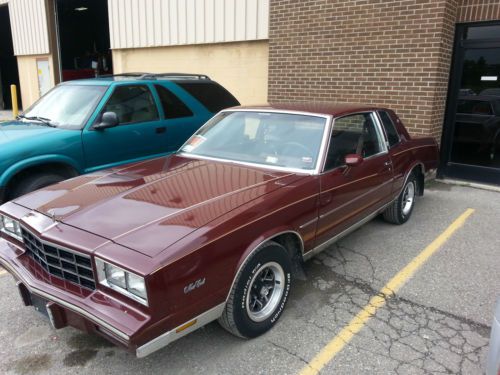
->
21, 228, 96, 290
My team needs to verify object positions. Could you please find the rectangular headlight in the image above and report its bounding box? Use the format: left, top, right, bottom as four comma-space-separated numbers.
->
95, 258, 148, 306
0, 214, 23, 241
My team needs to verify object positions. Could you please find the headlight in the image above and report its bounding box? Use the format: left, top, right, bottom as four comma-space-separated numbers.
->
0, 214, 23, 241
95, 258, 148, 306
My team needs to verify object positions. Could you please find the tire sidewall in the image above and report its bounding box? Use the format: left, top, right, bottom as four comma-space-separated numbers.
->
13, 174, 65, 199
398, 175, 416, 223
233, 243, 292, 338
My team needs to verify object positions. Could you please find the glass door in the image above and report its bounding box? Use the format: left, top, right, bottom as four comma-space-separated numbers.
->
441, 23, 500, 184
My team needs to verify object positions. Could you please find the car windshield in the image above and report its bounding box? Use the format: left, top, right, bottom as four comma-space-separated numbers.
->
22, 84, 107, 129
180, 111, 328, 171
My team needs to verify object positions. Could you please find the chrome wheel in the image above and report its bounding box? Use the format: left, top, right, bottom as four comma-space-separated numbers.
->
402, 181, 415, 216
246, 262, 285, 322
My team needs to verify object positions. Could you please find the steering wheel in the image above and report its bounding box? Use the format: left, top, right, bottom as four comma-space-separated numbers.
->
281, 141, 314, 159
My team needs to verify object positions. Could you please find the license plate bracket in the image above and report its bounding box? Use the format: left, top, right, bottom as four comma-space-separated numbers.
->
30, 293, 49, 319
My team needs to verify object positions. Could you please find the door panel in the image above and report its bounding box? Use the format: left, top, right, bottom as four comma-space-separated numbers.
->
82, 84, 169, 171
315, 112, 393, 247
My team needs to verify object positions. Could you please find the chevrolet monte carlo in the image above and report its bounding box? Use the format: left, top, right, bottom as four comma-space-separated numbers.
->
0, 104, 439, 357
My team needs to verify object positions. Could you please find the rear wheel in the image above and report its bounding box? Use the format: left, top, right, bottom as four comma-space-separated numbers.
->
383, 173, 417, 225
219, 241, 292, 338
10, 173, 66, 200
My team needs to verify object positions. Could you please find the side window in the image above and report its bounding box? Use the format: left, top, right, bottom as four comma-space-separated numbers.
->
102, 85, 159, 124
176, 82, 239, 112
324, 113, 383, 170
378, 111, 400, 147
155, 85, 193, 119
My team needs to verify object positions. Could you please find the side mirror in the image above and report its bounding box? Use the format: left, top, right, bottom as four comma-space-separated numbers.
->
94, 112, 118, 130
344, 154, 363, 167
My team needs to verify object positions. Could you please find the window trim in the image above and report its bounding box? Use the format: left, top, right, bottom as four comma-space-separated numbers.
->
93, 84, 160, 128
321, 111, 388, 173
376, 110, 401, 149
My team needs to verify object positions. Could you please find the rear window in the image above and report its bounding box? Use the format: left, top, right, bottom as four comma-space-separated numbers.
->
176, 82, 239, 113
457, 100, 493, 115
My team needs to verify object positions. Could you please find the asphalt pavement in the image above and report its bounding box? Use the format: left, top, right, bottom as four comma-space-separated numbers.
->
0, 181, 498, 374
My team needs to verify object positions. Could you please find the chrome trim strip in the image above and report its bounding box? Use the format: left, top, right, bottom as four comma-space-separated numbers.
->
299, 218, 318, 229
136, 302, 226, 358
0, 258, 130, 341
303, 201, 391, 261
392, 145, 434, 157
224, 230, 304, 303
319, 180, 393, 220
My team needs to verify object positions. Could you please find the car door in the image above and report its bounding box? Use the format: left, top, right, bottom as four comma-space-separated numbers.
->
82, 83, 168, 172
315, 112, 394, 247
153, 83, 209, 151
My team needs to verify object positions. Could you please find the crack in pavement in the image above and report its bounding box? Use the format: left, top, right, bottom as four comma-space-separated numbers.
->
290, 244, 490, 374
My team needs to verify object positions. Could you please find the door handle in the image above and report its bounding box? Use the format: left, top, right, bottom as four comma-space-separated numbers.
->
156, 127, 166, 134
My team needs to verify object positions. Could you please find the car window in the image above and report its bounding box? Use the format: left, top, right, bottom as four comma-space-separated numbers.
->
324, 113, 383, 170
378, 111, 400, 147
102, 85, 159, 124
457, 100, 493, 115
155, 85, 193, 119
181, 111, 326, 171
176, 82, 239, 113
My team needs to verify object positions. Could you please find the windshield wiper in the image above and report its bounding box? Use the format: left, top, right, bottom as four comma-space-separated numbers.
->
17, 114, 56, 127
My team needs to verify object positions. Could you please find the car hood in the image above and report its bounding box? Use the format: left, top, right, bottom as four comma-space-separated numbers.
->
0, 120, 62, 145
14, 155, 300, 257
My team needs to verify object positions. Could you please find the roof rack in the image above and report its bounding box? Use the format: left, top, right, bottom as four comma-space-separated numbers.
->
97, 72, 210, 80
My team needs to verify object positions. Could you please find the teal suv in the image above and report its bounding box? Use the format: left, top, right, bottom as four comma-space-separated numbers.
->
0, 73, 239, 202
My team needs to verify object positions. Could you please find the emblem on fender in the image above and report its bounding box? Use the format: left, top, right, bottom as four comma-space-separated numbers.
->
184, 278, 206, 294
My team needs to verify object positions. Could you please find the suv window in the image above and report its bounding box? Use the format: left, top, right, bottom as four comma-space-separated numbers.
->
378, 111, 400, 147
325, 113, 383, 170
155, 85, 193, 119
176, 82, 239, 113
102, 85, 159, 124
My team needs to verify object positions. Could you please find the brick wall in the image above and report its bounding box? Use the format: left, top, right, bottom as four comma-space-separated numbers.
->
457, 0, 500, 22
268, 0, 463, 139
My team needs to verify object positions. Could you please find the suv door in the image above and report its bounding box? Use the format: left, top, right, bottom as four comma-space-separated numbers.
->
82, 84, 168, 171
315, 112, 394, 247
153, 84, 206, 150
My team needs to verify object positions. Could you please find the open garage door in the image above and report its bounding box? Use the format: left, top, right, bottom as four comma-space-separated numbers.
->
55, 0, 112, 82
0, 4, 21, 110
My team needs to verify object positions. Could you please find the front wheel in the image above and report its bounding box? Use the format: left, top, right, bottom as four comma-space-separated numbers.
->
383, 173, 417, 225
218, 241, 292, 338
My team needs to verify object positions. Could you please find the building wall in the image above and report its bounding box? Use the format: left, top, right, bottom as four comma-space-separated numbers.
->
108, 0, 269, 49
457, 0, 500, 22
112, 40, 268, 105
17, 54, 56, 108
268, 0, 465, 139
8, 0, 50, 56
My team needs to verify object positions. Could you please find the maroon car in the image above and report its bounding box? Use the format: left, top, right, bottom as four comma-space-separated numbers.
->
0, 104, 439, 357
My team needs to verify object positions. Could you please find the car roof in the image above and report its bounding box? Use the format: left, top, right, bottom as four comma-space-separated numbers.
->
59, 73, 213, 86
231, 103, 385, 118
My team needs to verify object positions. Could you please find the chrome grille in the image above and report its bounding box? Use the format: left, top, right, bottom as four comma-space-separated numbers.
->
21, 229, 96, 290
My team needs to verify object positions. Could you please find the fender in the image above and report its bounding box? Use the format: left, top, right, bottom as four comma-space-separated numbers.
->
0, 154, 83, 187
226, 227, 304, 302
398, 161, 425, 196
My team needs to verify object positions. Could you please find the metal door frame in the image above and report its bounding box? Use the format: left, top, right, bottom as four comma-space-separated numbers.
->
439, 20, 500, 185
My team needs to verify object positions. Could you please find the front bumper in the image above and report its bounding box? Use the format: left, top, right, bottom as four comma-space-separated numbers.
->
0, 238, 149, 352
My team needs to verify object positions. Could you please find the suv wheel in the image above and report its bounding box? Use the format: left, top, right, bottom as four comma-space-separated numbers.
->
11, 173, 66, 200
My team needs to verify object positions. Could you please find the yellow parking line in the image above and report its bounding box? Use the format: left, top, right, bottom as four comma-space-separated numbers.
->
299, 208, 475, 375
